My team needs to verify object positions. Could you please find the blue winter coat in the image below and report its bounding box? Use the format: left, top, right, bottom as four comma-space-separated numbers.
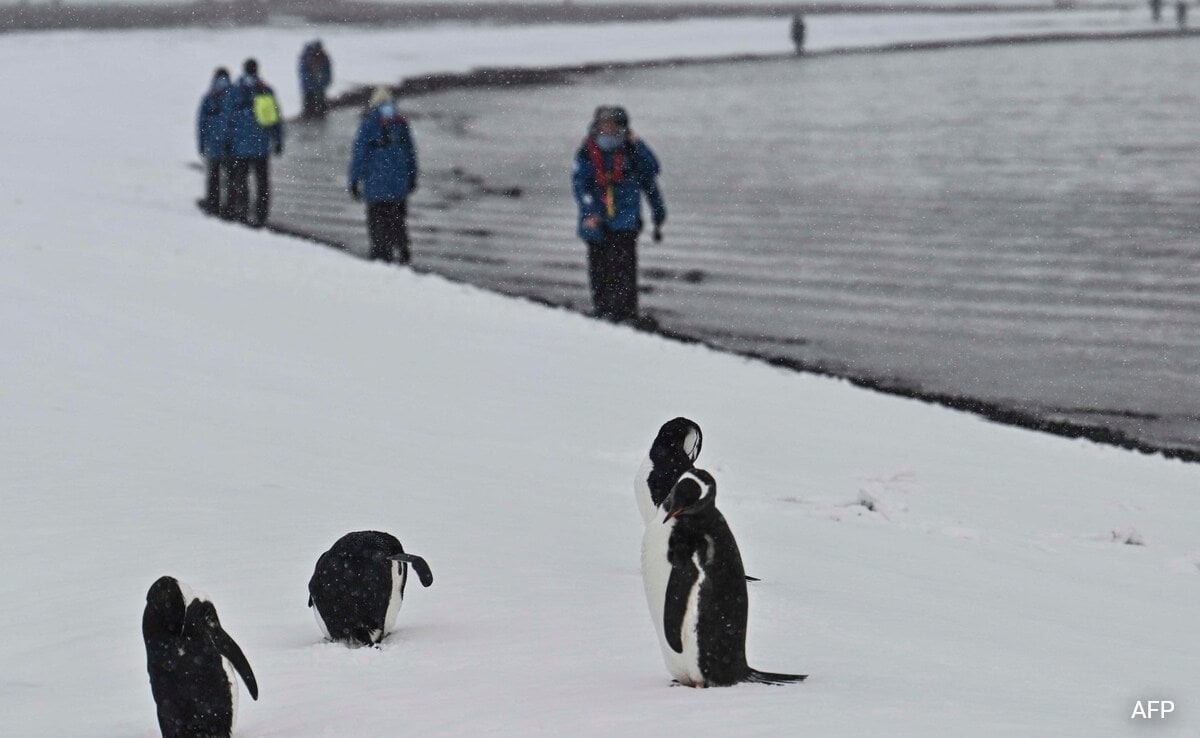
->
196, 81, 231, 160
572, 136, 666, 242
348, 103, 419, 204
298, 43, 332, 94
226, 75, 284, 159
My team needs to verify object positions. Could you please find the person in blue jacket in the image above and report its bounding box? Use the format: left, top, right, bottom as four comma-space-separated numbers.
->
571, 105, 666, 323
226, 58, 284, 227
348, 87, 419, 264
298, 40, 333, 120
196, 67, 232, 216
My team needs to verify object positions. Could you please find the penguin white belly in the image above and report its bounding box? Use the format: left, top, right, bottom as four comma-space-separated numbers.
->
674, 561, 706, 687
634, 455, 656, 525
312, 602, 332, 641
221, 655, 239, 731
381, 560, 405, 639
641, 517, 705, 686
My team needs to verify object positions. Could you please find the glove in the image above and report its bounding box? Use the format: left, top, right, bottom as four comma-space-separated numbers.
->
652, 225, 663, 243
348, 181, 361, 201
274, 142, 283, 156
408, 178, 419, 195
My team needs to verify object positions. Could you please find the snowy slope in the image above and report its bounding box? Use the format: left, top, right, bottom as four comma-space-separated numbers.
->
2, 17, 1198, 738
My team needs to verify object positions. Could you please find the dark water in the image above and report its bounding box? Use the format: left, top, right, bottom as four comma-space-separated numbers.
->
274, 37, 1200, 457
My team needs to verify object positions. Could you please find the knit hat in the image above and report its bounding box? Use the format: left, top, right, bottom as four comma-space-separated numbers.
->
593, 105, 629, 130
368, 86, 393, 109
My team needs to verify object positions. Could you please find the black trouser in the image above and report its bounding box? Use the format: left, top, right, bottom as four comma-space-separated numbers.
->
203, 158, 227, 215
302, 91, 328, 119
366, 201, 410, 264
227, 157, 270, 226
586, 230, 639, 321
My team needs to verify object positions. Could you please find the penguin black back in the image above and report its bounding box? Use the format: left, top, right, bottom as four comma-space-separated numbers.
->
143, 576, 258, 738
661, 471, 805, 687
308, 530, 433, 646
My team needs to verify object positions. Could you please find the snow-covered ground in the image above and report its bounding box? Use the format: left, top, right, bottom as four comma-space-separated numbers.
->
3, 16, 1198, 738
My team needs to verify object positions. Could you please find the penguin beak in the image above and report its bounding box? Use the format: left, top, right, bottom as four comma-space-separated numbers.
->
661, 488, 686, 523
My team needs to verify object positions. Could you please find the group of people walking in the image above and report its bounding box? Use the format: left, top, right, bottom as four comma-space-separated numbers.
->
197, 46, 670, 325
196, 58, 284, 227
196, 41, 332, 226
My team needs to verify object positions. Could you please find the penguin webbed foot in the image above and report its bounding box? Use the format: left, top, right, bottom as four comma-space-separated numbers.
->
670, 678, 708, 688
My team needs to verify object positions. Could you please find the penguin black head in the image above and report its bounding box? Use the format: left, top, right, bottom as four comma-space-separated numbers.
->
662, 469, 718, 522
144, 575, 191, 636
651, 417, 702, 466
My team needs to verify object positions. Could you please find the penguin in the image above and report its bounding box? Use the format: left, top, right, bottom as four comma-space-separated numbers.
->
634, 417, 703, 525
142, 576, 258, 738
307, 530, 434, 646
643, 469, 805, 687
637, 418, 758, 582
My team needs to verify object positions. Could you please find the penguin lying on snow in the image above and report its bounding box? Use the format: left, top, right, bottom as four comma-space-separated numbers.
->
142, 576, 258, 738
643, 470, 806, 687
308, 530, 434, 646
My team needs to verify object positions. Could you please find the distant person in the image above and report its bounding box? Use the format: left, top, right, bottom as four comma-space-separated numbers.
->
299, 39, 333, 120
1177, 0, 1188, 28
227, 58, 284, 227
571, 105, 666, 323
348, 87, 419, 264
1151, 0, 1163, 22
791, 15, 806, 55
196, 66, 232, 217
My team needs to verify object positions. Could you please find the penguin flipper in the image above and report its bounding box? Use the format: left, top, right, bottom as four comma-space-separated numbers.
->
745, 669, 807, 685
389, 553, 433, 587
191, 601, 259, 700
663, 564, 699, 654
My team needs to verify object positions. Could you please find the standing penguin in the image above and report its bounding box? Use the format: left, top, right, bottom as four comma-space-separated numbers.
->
634, 417, 702, 525
142, 576, 258, 738
308, 530, 434, 646
643, 470, 805, 687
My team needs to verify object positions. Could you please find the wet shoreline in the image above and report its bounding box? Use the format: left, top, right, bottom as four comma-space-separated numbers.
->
266, 214, 1200, 465
326, 24, 1200, 110
271, 31, 1200, 464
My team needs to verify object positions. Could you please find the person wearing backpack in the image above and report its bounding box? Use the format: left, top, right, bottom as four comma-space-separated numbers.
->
196, 67, 232, 216
347, 87, 419, 264
571, 105, 666, 323
298, 40, 333, 120
227, 58, 284, 227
